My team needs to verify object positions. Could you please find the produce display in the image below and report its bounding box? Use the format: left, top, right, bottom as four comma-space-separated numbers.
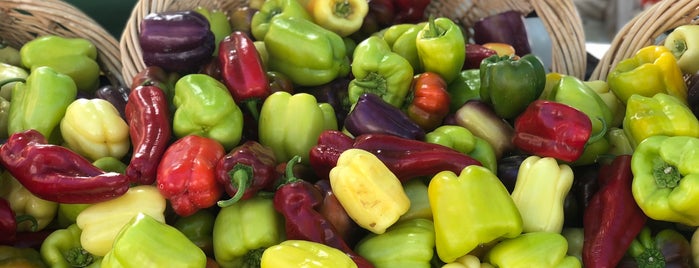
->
1, 0, 699, 267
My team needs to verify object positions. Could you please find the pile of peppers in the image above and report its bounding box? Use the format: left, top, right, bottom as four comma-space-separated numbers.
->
5, 3, 699, 268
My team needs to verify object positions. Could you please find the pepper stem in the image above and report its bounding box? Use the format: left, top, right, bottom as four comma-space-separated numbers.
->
276, 155, 302, 189
352, 72, 388, 97
421, 15, 445, 39
334, 0, 352, 18
15, 214, 38, 232
245, 100, 261, 121
672, 39, 688, 59
0, 77, 26, 88
652, 157, 681, 188
628, 227, 666, 268
242, 247, 267, 267
217, 164, 254, 207
64, 247, 95, 268
586, 117, 608, 144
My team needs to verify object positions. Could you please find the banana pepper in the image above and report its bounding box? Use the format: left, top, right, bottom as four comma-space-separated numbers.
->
631, 135, 699, 226
0, 171, 56, 231
41, 224, 101, 268
428, 165, 522, 263
60, 98, 130, 161
354, 218, 435, 268
623, 93, 699, 148
607, 45, 687, 104
484, 232, 581, 268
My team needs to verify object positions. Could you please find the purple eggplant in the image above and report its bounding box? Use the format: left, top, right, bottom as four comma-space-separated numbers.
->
344, 93, 425, 140
139, 10, 215, 74
94, 85, 130, 120
473, 10, 532, 56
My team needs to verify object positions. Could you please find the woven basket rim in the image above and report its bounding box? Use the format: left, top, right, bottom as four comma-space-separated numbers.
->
0, 0, 125, 87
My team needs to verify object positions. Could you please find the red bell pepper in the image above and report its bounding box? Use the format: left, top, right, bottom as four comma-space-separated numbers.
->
0, 198, 37, 246
157, 135, 226, 217
405, 72, 451, 131
582, 155, 647, 267
218, 31, 270, 120
124, 85, 172, 185
215, 140, 279, 207
0, 130, 130, 204
512, 100, 600, 163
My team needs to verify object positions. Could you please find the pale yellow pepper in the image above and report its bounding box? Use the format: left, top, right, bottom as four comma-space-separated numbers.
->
60, 98, 130, 161
261, 240, 357, 268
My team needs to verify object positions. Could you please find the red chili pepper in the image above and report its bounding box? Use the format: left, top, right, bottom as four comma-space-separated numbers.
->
218, 31, 270, 120
157, 135, 226, 217
0, 130, 130, 204
512, 100, 599, 162
583, 155, 647, 267
406, 72, 451, 131
274, 156, 374, 268
0, 198, 37, 246
215, 140, 279, 208
124, 85, 172, 185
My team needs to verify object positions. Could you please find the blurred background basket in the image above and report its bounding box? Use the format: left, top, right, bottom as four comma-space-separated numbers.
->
120, 0, 587, 84
0, 0, 125, 86
589, 0, 699, 81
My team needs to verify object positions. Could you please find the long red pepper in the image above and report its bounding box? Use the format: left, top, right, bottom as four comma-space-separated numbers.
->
124, 85, 172, 185
0, 130, 130, 204
215, 140, 279, 207
583, 155, 647, 267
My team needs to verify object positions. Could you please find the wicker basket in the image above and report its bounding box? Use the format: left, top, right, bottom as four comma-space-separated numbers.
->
0, 0, 124, 87
120, 0, 587, 84
589, 0, 699, 81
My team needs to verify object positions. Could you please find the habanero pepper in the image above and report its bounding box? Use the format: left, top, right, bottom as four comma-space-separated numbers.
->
0, 129, 130, 204
405, 71, 451, 131
215, 141, 278, 208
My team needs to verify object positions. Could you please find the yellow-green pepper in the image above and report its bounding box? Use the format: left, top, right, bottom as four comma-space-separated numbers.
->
397, 179, 432, 223
381, 22, 426, 72
425, 125, 497, 172
0, 62, 27, 101
623, 93, 699, 148
40, 224, 101, 268
0, 171, 56, 231
261, 240, 357, 268
585, 79, 625, 128
354, 218, 435, 268
664, 25, 699, 75
250, 0, 312, 41
416, 16, 465, 83
484, 232, 582, 268
60, 98, 130, 161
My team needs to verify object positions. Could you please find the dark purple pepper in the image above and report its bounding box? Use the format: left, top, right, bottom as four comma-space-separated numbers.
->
473, 10, 532, 56
95, 85, 130, 119
344, 93, 425, 140
496, 154, 528, 193
302, 77, 352, 129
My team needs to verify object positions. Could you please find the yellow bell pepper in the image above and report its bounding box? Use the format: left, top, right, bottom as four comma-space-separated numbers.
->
60, 98, 130, 161
261, 240, 357, 268
329, 148, 410, 234
623, 93, 699, 148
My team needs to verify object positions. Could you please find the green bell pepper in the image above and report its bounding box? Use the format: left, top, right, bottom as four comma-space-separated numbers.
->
354, 218, 436, 268
585, 79, 625, 129
0, 62, 28, 100
92, 156, 127, 174
174, 209, 216, 257
213, 195, 285, 268
607, 127, 634, 157
424, 125, 496, 172
259, 91, 337, 164
446, 69, 480, 113
102, 213, 207, 268
416, 16, 465, 83
381, 22, 426, 73
40, 224, 101, 268
264, 16, 350, 87
194, 7, 233, 55
631, 135, 699, 226
397, 179, 432, 223
484, 232, 581, 268
479, 54, 546, 120
348, 35, 413, 107
623, 93, 699, 148
8, 66, 76, 143
173, 74, 243, 150
19, 35, 100, 92
250, 0, 312, 41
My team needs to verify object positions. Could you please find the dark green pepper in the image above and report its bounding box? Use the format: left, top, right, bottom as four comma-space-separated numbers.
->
174, 210, 216, 257
479, 54, 546, 120
446, 69, 481, 113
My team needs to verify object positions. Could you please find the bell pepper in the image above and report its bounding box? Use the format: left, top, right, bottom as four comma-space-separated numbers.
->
173, 74, 244, 150
562, 227, 584, 263
261, 240, 358, 268
512, 100, 596, 163
446, 69, 481, 113
664, 25, 699, 75
124, 85, 172, 185
416, 16, 465, 83
139, 11, 215, 74
7, 66, 76, 143
0, 129, 130, 204
546, 75, 613, 139
0, 40, 21, 66
173, 210, 216, 257
348, 36, 413, 107
305, 0, 368, 37
583, 155, 647, 267
213, 195, 285, 268
250, 0, 313, 41
608, 45, 687, 104
381, 22, 426, 72
473, 10, 532, 56
157, 135, 226, 217
441, 255, 491, 268
405, 71, 451, 131
59, 98, 130, 161
329, 148, 410, 234
424, 125, 497, 172
691, 227, 699, 267
102, 213, 207, 268
624, 227, 692, 267
484, 232, 581, 267
194, 7, 232, 55
76, 185, 166, 256
607, 127, 634, 157
19, 35, 99, 92
511, 155, 574, 233
94, 85, 130, 120
259, 91, 337, 164
314, 179, 364, 247
354, 218, 435, 268
0, 246, 46, 268
0, 198, 36, 246
304, 76, 351, 128
216, 141, 278, 207
585, 79, 625, 128
496, 154, 528, 193
40, 224, 101, 268
428, 165, 522, 263
0, 172, 55, 232
396, 180, 431, 223
0, 62, 27, 101
264, 16, 350, 86
631, 135, 699, 226
624, 93, 699, 148
344, 93, 424, 140
479, 54, 546, 120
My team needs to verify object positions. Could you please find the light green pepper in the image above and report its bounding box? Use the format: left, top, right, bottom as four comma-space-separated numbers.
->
425, 125, 497, 172
355, 218, 436, 268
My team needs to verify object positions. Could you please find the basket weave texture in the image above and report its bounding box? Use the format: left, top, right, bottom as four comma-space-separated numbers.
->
121, 0, 587, 84
589, 0, 699, 81
0, 0, 125, 86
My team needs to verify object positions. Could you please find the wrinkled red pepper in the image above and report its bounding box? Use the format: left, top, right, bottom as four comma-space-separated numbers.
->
274, 156, 374, 268
0, 198, 37, 246
215, 140, 279, 208
583, 155, 647, 267
0, 130, 130, 204
124, 85, 172, 185
157, 135, 226, 217
405, 72, 451, 131
512, 100, 598, 162
309, 130, 355, 180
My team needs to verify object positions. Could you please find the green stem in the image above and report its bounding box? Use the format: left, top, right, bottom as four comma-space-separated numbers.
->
421, 15, 444, 39
629, 228, 665, 268
652, 157, 681, 188
63, 247, 95, 268
586, 117, 608, 144
242, 247, 267, 268
15, 214, 38, 232
334, 0, 352, 18
245, 100, 260, 122
217, 164, 253, 208
276, 155, 302, 189
672, 39, 687, 59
